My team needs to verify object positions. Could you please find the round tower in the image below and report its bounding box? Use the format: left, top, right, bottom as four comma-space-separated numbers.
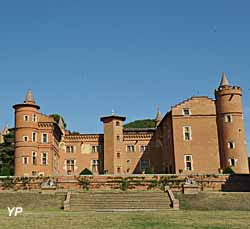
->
13, 90, 40, 176
215, 73, 249, 174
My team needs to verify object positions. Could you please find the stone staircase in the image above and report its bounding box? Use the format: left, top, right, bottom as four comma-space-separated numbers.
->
65, 191, 173, 212
222, 174, 250, 192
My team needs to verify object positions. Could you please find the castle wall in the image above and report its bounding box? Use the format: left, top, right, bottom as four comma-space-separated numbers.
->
171, 97, 220, 174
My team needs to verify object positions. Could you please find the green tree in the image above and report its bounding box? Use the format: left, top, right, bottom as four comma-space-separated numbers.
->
49, 114, 67, 129
0, 129, 15, 176
124, 119, 155, 129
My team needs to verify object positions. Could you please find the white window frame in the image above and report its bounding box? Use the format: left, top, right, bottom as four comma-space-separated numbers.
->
32, 114, 38, 122
227, 141, 236, 149
92, 145, 100, 153
41, 133, 48, 143
228, 158, 238, 167
23, 136, 29, 142
224, 114, 233, 123
183, 126, 192, 141
127, 145, 136, 153
140, 145, 148, 153
23, 115, 29, 122
32, 151, 37, 165
183, 108, 191, 116
41, 152, 48, 165
22, 157, 29, 165
66, 159, 75, 174
184, 155, 193, 171
91, 160, 99, 173
66, 145, 75, 153
32, 132, 37, 142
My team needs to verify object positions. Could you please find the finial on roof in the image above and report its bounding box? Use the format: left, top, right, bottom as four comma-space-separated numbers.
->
24, 89, 36, 104
220, 72, 230, 87
112, 109, 115, 115
58, 117, 65, 130
155, 107, 163, 127
156, 107, 162, 121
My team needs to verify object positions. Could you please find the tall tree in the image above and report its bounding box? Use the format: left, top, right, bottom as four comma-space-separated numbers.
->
0, 129, 15, 176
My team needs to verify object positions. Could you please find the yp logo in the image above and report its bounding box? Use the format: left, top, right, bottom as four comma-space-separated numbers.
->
8, 207, 23, 217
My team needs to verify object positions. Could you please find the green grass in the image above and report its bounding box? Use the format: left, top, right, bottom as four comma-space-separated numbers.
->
175, 192, 250, 211
0, 192, 66, 210
0, 210, 249, 229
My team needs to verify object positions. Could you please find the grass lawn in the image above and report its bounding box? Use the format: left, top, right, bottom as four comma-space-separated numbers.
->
0, 209, 250, 229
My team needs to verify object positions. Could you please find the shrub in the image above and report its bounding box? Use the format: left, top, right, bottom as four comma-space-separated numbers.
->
145, 168, 155, 174
223, 167, 235, 175
1, 177, 16, 190
78, 177, 90, 191
80, 168, 93, 176
120, 179, 130, 191
148, 179, 159, 190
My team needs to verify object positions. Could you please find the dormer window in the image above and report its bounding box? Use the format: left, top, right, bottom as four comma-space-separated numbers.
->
183, 108, 191, 116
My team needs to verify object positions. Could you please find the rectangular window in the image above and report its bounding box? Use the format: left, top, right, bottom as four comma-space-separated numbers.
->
127, 145, 135, 152
140, 145, 148, 153
140, 159, 150, 171
42, 133, 48, 143
185, 155, 193, 171
32, 114, 37, 122
228, 142, 236, 149
22, 157, 29, 165
117, 152, 121, 159
66, 145, 75, 153
32, 132, 37, 142
225, 114, 233, 123
66, 160, 75, 175
229, 158, 237, 167
117, 167, 121, 173
183, 108, 191, 116
183, 126, 192, 141
32, 152, 37, 165
117, 135, 121, 141
32, 171, 37, 176
41, 153, 48, 165
92, 145, 100, 153
23, 115, 29, 122
91, 160, 99, 173
23, 136, 29, 142
116, 121, 120, 126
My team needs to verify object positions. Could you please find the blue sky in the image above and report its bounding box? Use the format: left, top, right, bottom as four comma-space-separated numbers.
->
0, 1, 250, 152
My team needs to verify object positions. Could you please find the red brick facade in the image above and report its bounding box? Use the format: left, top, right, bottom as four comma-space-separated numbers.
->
13, 75, 249, 176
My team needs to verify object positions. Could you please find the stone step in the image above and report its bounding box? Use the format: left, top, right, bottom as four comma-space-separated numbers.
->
68, 191, 172, 211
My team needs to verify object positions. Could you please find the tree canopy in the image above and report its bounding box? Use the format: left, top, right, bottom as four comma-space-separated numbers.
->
0, 129, 15, 176
49, 114, 67, 129
124, 119, 156, 129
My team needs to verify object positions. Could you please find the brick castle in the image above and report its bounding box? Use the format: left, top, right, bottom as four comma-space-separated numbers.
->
13, 74, 249, 176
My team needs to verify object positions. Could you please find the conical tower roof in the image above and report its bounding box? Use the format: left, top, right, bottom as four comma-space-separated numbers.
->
220, 72, 230, 87
24, 89, 36, 104
155, 107, 163, 122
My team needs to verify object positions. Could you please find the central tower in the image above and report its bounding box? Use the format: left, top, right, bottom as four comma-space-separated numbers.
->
101, 114, 126, 174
